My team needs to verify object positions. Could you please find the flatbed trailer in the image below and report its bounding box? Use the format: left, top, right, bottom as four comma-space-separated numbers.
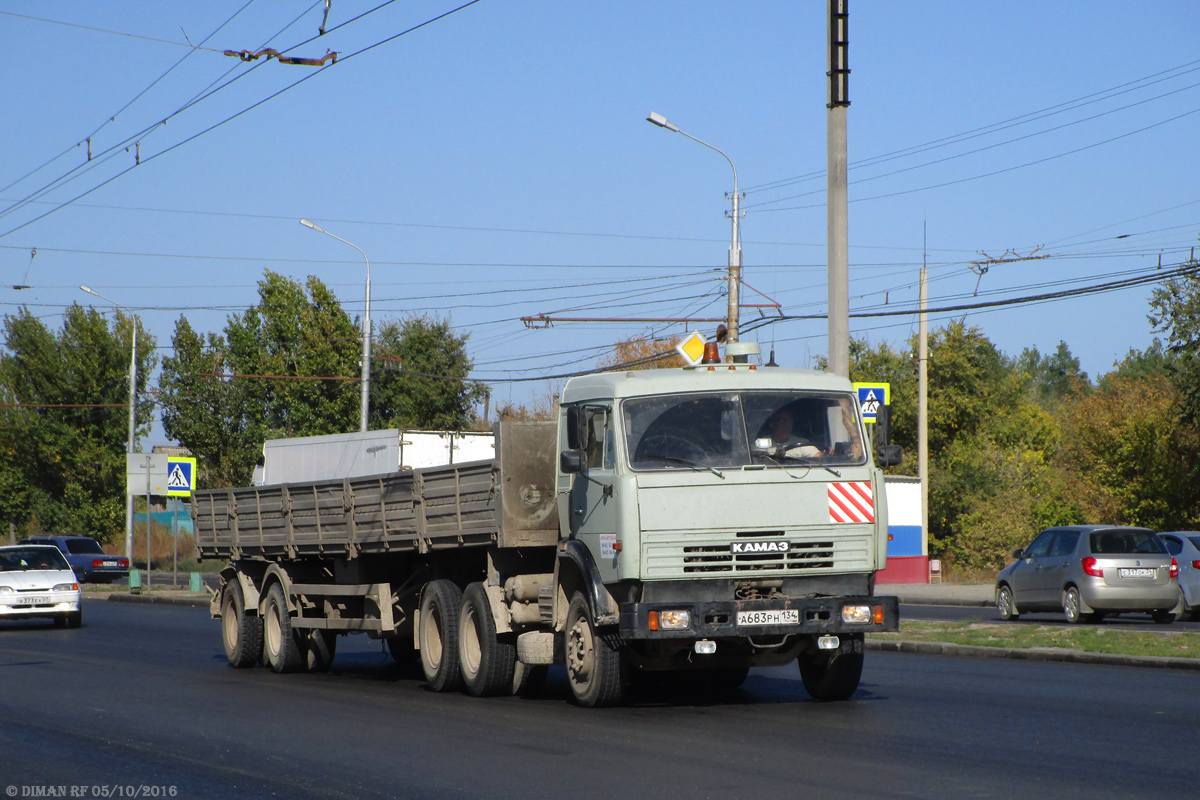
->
198, 366, 900, 706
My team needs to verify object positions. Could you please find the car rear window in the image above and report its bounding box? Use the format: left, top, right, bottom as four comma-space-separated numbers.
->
1089, 531, 1167, 555
1189, 535, 1200, 551
65, 539, 104, 555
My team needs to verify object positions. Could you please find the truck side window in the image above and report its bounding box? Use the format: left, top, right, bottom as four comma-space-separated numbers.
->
585, 407, 610, 470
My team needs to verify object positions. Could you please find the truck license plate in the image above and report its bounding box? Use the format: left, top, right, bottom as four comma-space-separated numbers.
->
1118, 568, 1156, 579
737, 609, 800, 627
17, 595, 51, 606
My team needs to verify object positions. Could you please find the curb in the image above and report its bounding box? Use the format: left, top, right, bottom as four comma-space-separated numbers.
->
105, 592, 211, 608
867, 638, 1200, 671
895, 597, 994, 608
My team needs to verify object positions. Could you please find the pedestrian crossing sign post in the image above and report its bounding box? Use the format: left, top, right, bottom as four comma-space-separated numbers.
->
853, 382, 890, 425
166, 457, 197, 497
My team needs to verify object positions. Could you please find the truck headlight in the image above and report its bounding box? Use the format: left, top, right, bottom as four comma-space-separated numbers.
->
841, 605, 872, 624
649, 609, 691, 631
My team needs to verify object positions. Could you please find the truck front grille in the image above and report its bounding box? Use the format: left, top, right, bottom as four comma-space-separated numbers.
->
643, 530, 871, 578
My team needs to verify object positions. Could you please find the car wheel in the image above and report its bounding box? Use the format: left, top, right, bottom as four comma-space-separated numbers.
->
220, 579, 262, 668
799, 635, 864, 701
458, 582, 516, 697
565, 590, 627, 707
66, 610, 82, 629
1152, 609, 1175, 625
996, 584, 1019, 621
419, 579, 464, 692
1063, 586, 1086, 624
262, 583, 303, 673
1174, 587, 1195, 622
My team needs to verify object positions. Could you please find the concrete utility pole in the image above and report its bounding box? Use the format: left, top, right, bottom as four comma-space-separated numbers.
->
918, 249, 930, 557
826, 0, 850, 377
81, 285, 137, 565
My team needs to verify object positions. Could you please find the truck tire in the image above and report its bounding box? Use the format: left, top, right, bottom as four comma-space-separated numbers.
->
565, 590, 627, 707
262, 583, 303, 674
419, 579, 463, 692
305, 630, 337, 672
798, 635, 864, 701
458, 582, 517, 697
221, 579, 262, 668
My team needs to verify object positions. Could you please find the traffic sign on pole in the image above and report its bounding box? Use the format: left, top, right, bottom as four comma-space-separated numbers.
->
166, 457, 197, 497
853, 382, 890, 425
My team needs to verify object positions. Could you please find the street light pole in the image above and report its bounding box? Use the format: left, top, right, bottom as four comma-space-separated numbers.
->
647, 112, 742, 344
300, 219, 371, 432
80, 285, 137, 566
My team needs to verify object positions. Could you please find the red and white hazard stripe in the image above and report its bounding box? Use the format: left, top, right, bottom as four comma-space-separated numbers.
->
828, 481, 875, 523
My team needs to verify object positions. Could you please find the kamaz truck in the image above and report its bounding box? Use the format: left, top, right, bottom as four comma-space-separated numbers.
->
196, 361, 901, 706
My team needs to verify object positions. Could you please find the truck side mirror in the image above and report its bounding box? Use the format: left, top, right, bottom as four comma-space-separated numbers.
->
565, 406, 586, 451
560, 450, 585, 474
876, 444, 903, 467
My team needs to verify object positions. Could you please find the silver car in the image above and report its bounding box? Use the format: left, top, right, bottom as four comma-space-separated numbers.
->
1158, 532, 1200, 621
995, 526, 1179, 624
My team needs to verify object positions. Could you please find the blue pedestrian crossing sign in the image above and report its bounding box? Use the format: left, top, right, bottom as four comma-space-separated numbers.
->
166, 457, 197, 497
853, 382, 890, 425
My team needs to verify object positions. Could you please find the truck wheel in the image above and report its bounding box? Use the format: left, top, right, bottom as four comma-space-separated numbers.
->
305, 630, 337, 672
419, 579, 463, 692
262, 583, 303, 673
221, 580, 262, 668
565, 591, 627, 707
458, 583, 517, 697
798, 635, 864, 701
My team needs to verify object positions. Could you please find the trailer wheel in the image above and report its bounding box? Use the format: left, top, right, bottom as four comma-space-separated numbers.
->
458, 582, 517, 697
221, 579, 262, 668
419, 579, 463, 692
798, 635, 863, 701
262, 583, 303, 674
304, 630, 337, 672
565, 591, 627, 707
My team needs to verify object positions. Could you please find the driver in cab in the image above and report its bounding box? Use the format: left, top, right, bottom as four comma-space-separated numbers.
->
765, 408, 827, 459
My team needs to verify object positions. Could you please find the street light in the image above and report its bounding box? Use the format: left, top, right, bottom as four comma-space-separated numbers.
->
300, 218, 371, 432
80, 284, 137, 565
647, 112, 742, 345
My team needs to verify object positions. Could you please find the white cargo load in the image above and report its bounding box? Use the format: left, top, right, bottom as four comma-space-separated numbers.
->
251, 428, 495, 485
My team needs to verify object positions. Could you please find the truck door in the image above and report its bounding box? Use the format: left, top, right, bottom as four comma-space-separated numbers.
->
565, 406, 620, 583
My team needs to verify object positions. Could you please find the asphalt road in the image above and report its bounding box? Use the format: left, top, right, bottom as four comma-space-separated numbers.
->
2, 601, 1198, 799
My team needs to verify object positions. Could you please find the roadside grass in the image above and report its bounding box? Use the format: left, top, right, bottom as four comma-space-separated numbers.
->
869, 619, 1200, 659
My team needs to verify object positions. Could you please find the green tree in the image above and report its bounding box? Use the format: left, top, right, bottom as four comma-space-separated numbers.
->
1057, 373, 1200, 530
1012, 340, 1089, 409
371, 315, 484, 431
1149, 268, 1200, 424
160, 270, 362, 488
0, 305, 155, 540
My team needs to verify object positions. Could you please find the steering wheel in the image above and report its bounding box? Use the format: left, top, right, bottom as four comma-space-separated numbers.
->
637, 433, 709, 464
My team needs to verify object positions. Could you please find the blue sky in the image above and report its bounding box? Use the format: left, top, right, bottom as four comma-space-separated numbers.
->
3, 1, 1198, 442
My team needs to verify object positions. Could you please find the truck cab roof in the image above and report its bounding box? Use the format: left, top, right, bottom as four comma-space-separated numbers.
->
561, 366, 854, 404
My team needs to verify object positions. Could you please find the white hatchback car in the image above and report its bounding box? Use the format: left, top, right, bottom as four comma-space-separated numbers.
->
0, 544, 82, 627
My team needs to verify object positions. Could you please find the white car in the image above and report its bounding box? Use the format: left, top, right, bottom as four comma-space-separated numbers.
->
0, 544, 82, 627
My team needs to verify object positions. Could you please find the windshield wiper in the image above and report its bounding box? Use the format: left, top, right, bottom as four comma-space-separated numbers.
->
643, 454, 724, 479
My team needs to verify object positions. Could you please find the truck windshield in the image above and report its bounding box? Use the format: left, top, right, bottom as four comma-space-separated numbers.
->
623, 391, 866, 471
